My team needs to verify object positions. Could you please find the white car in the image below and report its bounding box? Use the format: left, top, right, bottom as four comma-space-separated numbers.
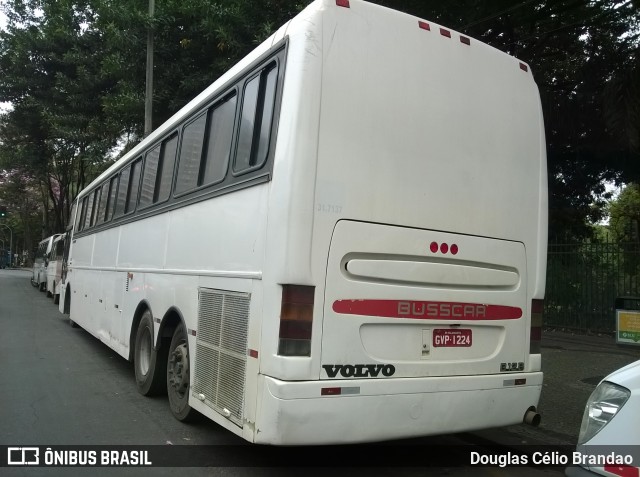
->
566, 359, 640, 476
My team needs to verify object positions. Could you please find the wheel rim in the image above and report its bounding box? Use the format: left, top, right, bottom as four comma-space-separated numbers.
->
139, 327, 152, 376
168, 342, 189, 398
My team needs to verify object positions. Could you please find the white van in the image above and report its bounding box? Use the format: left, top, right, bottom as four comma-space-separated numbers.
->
31, 234, 63, 291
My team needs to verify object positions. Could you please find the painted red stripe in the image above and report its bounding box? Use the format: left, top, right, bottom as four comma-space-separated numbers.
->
332, 299, 522, 320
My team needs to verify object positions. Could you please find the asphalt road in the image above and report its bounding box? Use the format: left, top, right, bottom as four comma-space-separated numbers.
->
483, 326, 640, 448
1, 267, 607, 476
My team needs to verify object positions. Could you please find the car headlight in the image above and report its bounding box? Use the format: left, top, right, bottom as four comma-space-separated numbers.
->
578, 381, 631, 445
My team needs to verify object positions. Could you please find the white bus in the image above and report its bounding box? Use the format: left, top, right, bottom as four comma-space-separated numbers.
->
59, 0, 547, 445
31, 234, 63, 291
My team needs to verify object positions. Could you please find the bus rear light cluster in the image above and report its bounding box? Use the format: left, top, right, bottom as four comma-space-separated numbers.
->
278, 285, 315, 357
429, 242, 459, 255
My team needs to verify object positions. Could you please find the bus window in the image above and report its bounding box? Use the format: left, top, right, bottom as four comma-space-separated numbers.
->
125, 159, 142, 214
176, 113, 207, 195
234, 63, 278, 173
104, 175, 118, 222
156, 134, 178, 203
201, 93, 236, 186
113, 166, 131, 218
140, 145, 161, 209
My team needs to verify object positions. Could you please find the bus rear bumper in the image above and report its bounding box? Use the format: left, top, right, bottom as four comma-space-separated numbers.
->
254, 372, 543, 445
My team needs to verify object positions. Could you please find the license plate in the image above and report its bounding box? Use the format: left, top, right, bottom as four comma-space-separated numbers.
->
433, 329, 472, 347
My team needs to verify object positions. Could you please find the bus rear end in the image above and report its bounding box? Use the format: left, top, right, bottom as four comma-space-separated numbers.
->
256, 0, 546, 444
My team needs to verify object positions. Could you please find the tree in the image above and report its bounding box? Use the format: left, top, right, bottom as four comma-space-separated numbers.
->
609, 183, 640, 242
0, 0, 639, 243
608, 183, 640, 282
0, 169, 42, 263
0, 0, 123, 236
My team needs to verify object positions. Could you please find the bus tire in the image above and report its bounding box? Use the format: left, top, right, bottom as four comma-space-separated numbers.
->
167, 322, 197, 422
134, 310, 167, 396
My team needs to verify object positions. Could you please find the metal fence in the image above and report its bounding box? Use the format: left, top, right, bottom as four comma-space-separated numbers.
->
545, 241, 640, 333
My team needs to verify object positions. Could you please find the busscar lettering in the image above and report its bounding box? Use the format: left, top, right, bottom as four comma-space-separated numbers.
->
322, 364, 395, 378
399, 301, 487, 319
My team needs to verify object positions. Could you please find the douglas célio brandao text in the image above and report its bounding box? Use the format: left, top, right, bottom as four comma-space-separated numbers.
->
470, 451, 634, 468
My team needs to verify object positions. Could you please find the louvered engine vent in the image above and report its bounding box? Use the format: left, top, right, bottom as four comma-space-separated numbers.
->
192, 288, 250, 427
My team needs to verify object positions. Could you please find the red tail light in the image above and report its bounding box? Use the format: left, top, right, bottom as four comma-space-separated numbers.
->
278, 285, 315, 356
530, 299, 543, 353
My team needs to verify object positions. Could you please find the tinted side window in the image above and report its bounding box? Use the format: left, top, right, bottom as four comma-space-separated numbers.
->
90, 188, 101, 227
255, 65, 278, 166
114, 167, 131, 218
96, 184, 108, 225
140, 146, 161, 209
156, 134, 178, 203
76, 197, 87, 232
235, 75, 259, 172
55, 239, 64, 260
234, 62, 278, 173
105, 176, 118, 222
201, 94, 236, 186
125, 159, 142, 214
83, 192, 95, 230
176, 113, 206, 194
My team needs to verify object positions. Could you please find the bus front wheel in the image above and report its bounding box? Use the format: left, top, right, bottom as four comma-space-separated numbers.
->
167, 323, 196, 422
134, 310, 167, 396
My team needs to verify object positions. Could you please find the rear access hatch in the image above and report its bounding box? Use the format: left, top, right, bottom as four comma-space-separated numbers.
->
321, 220, 528, 379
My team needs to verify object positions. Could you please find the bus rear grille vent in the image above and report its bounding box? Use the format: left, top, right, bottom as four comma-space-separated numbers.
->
193, 288, 249, 427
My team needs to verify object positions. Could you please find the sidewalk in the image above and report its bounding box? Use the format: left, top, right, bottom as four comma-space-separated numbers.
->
475, 329, 640, 448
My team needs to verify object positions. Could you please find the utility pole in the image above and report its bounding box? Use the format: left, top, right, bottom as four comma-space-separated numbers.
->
144, 0, 155, 137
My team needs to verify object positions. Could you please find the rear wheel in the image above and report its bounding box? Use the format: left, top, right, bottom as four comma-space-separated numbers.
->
134, 310, 167, 396
167, 322, 197, 421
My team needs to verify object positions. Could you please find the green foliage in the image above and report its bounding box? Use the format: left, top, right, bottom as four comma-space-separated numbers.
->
0, 0, 638, 247
609, 183, 640, 242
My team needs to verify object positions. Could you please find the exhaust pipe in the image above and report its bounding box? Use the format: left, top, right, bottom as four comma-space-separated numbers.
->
523, 407, 541, 427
